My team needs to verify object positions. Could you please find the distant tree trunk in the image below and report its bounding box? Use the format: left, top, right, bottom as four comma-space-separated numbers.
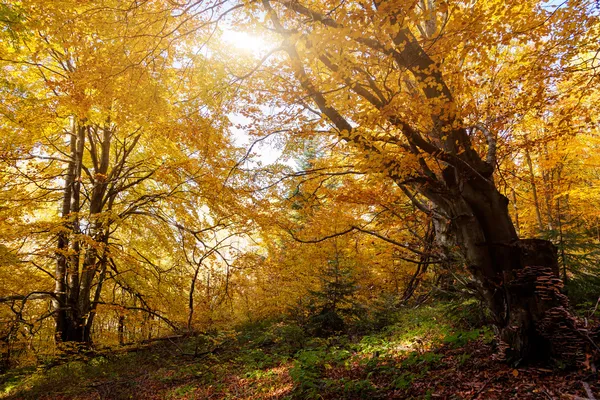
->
0, 345, 8, 373
402, 222, 434, 302
511, 188, 520, 236
0, 326, 15, 373
188, 267, 199, 332
525, 149, 544, 233
556, 196, 568, 285
118, 315, 125, 346
542, 145, 556, 231
84, 246, 109, 342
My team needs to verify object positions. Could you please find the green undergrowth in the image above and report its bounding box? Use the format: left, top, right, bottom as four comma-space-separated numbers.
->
1, 301, 494, 399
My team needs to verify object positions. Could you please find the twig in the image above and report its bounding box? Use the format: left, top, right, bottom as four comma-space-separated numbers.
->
582, 381, 597, 400
541, 389, 554, 399
589, 297, 600, 318
470, 376, 494, 399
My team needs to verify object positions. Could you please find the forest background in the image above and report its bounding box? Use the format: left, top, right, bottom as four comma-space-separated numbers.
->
1, 0, 600, 397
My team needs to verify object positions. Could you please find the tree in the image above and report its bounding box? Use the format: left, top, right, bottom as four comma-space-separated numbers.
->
0, 0, 241, 345
1, 0, 599, 366
227, 0, 600, 363
505, 105, 600, 305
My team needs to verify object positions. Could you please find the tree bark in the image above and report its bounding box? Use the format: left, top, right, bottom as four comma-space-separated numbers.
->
54, 122, 77, 343
54, 122, 113, 345
525, 149, 544, 233
435, 168, 592, 364
65, 122, 86, 343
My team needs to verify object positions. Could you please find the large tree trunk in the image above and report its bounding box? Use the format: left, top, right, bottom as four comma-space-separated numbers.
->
436, 167, 594, 364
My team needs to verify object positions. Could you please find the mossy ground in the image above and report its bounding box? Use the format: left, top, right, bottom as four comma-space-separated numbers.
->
1, 303, 597, 399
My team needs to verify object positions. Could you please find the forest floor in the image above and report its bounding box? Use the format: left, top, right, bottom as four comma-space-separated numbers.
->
1, 304, 599, 400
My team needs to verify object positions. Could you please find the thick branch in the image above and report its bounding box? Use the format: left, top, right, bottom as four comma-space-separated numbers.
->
473, 123, 497, 166
0, 291, 57, 303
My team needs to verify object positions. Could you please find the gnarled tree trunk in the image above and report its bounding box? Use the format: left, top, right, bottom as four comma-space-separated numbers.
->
436, 170, 594, 363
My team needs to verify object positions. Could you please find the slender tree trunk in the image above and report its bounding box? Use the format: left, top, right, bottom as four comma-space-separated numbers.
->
65, 123, 86, 343
0, 338, 9, 373
74, 124, 112, 343
525, 150, 544, 233
78, 124, 111, 322
511, 188, 520, 236
54, 122, 77, 343
84, 235, 109, 343
0, 325, 16, 373
188, 263, 202, 332
557, 196, 568, 285
118, 315, 125, 346
542, 145, 555, 231
402, 222, 433, 302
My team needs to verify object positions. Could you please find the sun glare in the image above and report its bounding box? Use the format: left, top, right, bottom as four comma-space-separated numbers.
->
221, 29, 272, 56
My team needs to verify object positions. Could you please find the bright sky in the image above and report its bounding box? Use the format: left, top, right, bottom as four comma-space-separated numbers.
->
220, 28, 286, 166
221, 29, 273, 57
228, 113, 285, 166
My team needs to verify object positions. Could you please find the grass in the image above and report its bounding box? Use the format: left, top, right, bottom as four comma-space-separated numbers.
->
2, 301, 592, 399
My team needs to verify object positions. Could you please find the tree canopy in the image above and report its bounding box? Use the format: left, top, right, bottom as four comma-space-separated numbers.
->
1, 0, 599, 372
